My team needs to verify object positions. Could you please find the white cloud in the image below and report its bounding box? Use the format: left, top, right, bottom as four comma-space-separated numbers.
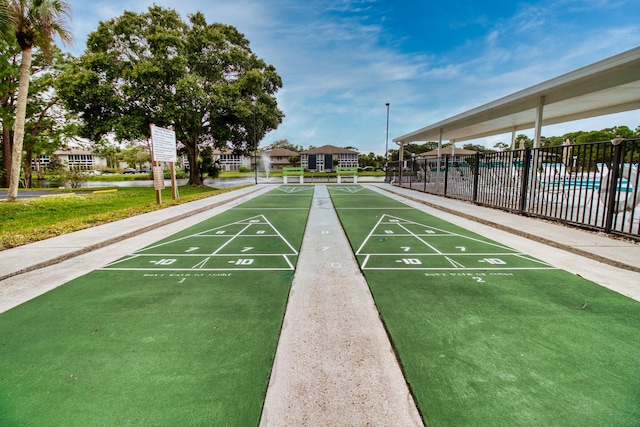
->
63, 0, 640, 154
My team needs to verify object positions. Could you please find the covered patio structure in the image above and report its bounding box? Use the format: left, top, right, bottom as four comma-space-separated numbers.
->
390, 47, 640, 240
394, 46, 640, 161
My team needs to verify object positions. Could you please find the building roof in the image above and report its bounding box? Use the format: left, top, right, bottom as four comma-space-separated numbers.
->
395, 47, 640, 144
263, 148, 299, 157
54, 148, 94, 155
212, 148, 235, 155
300, 145, 359, 155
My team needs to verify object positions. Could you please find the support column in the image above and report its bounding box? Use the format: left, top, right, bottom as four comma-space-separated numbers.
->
534, 96, 544, 149
398, 142, 404, 184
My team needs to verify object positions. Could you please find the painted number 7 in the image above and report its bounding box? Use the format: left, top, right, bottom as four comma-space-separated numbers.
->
401, 247, 411, 252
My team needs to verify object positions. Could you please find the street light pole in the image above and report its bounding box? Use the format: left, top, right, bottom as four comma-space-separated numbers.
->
253, 96, 258, 185
385, 102, 390, 169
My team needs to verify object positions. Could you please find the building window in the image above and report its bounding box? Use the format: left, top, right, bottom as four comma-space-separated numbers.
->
68, 154, 94, 170
219, 154, 244, 172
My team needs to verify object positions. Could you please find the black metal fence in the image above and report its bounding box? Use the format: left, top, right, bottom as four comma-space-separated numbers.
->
386, 138, 640, 241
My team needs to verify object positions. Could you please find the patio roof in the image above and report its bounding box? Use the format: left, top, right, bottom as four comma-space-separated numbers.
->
394, 47, 640, 145
419, 147, 477, 157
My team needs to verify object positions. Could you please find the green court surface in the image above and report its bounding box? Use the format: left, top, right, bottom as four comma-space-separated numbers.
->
329, 186, 640, 426
0, 186, 313, 426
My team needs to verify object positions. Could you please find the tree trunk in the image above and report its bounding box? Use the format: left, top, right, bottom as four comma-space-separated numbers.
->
23, 148, 32, 188
2, 127, 11, 188
7, 47, 32, 201
187, 143, 202, 186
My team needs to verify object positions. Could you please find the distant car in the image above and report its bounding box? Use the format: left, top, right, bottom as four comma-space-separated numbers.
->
137, 168, 150, 173
123, 168, 137, 174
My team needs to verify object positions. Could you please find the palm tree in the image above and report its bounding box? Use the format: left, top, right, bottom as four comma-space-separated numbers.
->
5, 0, 71, 201
0, 1, 10, 37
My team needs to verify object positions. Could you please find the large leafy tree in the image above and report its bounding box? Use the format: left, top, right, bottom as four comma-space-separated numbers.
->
263, 139, 303, 152
4, 0, 72, 201
57, 6, 284, 186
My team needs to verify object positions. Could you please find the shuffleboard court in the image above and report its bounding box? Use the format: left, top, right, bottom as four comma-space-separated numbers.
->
100, 214, 299, 271
0, 186, 313, 426
329, 185, 640, 426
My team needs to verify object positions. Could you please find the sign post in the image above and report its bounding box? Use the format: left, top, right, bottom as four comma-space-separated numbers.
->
150, 124, 178, 204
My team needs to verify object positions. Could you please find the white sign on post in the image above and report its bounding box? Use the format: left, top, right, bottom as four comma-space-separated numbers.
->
150, 125, 177, 163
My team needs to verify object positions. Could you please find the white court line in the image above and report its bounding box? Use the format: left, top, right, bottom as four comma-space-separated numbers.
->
365, 213, 513, 251
361, 253, 556, 271
361, 254, 371, 269
283, 255, 295, 270
396, 222, 443, 255
362, 267, 559, 271
102, 214, 300, 271
355, 215, 386, 254
277, 186, 314, 193
102, 254, 139, 268
335, 207, 412, 210
370, 232, 451, 237
210, 223, 253, 255
444, 257, 467, 268
356, 213, 556, 271
261, 215, 300, 255
330, 186, 365, 193
193, 258, 210, 269
235, 207, 310, 210
139, 215, 265, 252
359, 252, 535, 257
98, 267, 294, 272
127, 253, 294, 258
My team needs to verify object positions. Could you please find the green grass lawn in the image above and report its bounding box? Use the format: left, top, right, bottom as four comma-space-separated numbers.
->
329, 186, 640, 426
0, 186, 241, 250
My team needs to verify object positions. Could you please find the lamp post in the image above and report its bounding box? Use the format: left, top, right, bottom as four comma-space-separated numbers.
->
252, 95, 258, 185
385, 102, 390, 169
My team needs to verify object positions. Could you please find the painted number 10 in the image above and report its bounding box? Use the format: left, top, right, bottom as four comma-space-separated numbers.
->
479, 258, 506, 265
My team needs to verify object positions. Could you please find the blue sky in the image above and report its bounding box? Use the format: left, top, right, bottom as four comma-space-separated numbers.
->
65, 0, 640, 154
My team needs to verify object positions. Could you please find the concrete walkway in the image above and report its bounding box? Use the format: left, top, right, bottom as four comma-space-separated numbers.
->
260, 186, 423, 426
